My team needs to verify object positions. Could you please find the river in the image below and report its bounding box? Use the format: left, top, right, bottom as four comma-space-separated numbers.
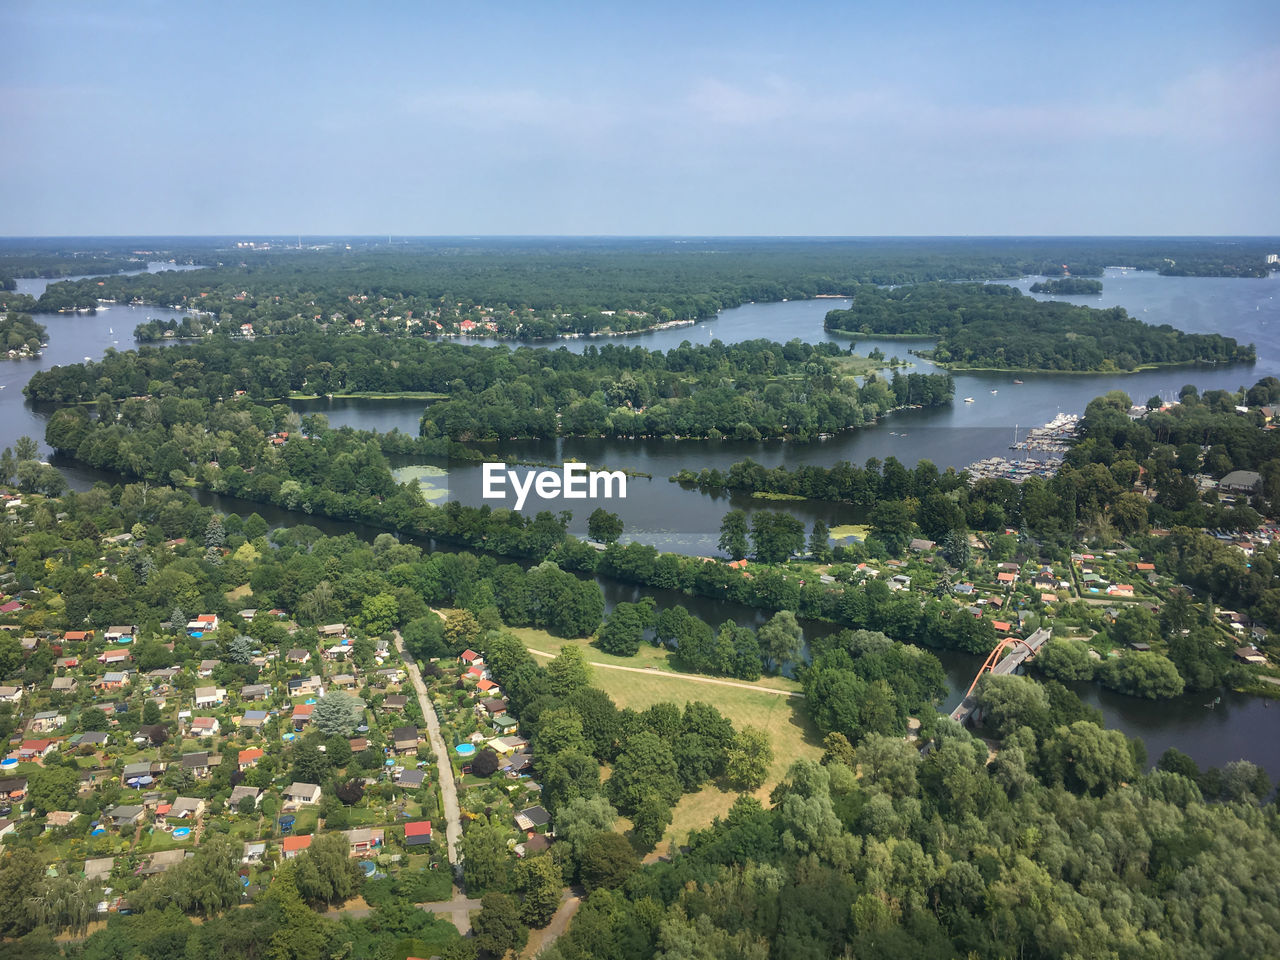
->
2, 264, 1278, 777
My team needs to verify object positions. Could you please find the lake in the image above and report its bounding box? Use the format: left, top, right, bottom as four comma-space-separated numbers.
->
3, 265, 1278, 776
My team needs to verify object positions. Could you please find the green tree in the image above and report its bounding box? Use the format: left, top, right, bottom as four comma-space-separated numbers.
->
608, 730, 682, 815
868, 501, 913, 556
629, 793, 673, 854
1033, 639, 1095, 682
25, 874, 95, 937
587, 508, 623, 545
1042, 721, 1136, 795
725, 726, 773, 791
578, 831, 639, 892
718, 510, 749, 560
311, 691, 364, 737
361, 591, 399, 634
1099, 652, 1185, 699
547, 645, 592, 697
473, 892, 528, 958
757, 610, 803, 673
552, 795, 617, 866
462, 814, 512, 895
514, 854, 562, 928
808, 519, 831, 561
749, 511, 805, 563
293, 832, 363, 907
26, 765, 79, 815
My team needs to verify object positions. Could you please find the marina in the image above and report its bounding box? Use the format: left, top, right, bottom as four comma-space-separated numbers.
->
1011, 412, 1080, 454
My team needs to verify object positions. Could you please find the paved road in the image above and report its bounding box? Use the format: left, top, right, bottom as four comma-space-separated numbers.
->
395, 632, 463, 875
422, 895, 484, 935
525, 648, 803, 698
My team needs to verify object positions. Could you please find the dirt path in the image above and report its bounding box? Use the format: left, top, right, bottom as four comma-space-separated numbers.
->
394, 631, 463, 877
525, 648, 803, 697
523, 888, 583, 958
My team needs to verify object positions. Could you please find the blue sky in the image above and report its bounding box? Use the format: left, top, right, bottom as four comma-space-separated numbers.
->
2, 1, 1277, 235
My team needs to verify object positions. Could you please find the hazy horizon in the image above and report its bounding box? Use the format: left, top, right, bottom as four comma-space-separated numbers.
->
3, 1, 1277, 236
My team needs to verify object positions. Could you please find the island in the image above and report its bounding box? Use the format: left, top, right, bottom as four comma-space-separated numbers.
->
823, 282, 1254, 372
0, 311, 47, 359
1029, 277, 1104, 295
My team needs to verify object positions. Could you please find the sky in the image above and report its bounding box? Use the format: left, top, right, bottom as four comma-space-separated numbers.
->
1, 1, 1277, 236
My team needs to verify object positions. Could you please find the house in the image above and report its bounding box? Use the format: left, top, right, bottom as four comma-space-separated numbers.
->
44, 810, 80, 830
1220, 470, 1262, 495
148, 667, 181, 683
888, 574, 911, 591
241, 683, 271, 701
190, 717, 219, 737
181, 752, 214, 778
194, 686, 225, 708
1132, 562, 1156, 573
996, 572, 1018, 585
169, 797, 206, 819
953, 583, 975, 596
349, 737, 368, 753
398, 769, 426, 789
287, 675, 322, 696
238, 609, 258, 621
239, 709, 269, 731
63, 630, 93, 643
229, 785, 262, 809
196, 659, 220, 678
343, 827, 384, 857
98, 648, 131, 665
19, 739, 57, 760
991, 621, 1012, 634
460, 649, 481, 665
93, 671, 130, 691
504, 753, 532, 776
403, 821, 433, 847
476, 678, 500, 694
51, 676, 77, 693
75, 731, 109, 750
282, 834, 313, 859
515, 805, 551, 832
331, 673, 357, 689
104, 804, 145, 828
242, 841, 266, 865
121, 761, 164, 786
480, 698, 509, 718
283, 782, 322, 806
103, 626, 136, 643
909, 538, 936, 552
140, 849, 189, 876
0, 686, 21, 704
187, 614, 219, 636
492, 714, 519, 735
286, 648, 310, 664
1235, 647, 1269, 666
29, 711, 66, 733
1106, 584, 1135, 596
238, 748, 264, 770
0, 777, 27, 802
392, 725, 419, 754
318, 624, 347, 639
292, 703, 315, 729
1129, 642, 1152, 652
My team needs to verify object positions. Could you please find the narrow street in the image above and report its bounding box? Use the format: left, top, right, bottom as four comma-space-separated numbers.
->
394, 632, 464, 877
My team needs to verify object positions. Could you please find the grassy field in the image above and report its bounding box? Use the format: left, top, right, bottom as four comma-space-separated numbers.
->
508, 625, 801, 695
512, 624, 822, 847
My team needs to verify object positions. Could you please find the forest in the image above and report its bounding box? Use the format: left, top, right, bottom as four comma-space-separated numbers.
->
1027, 277, 1103, 294
823, 282, 1255, 371
18, 237, 1276, 340
1, 312, 47, 358
24, 333, 952, 441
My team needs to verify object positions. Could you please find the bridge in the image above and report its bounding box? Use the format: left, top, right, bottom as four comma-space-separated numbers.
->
949, 627, 1052, 725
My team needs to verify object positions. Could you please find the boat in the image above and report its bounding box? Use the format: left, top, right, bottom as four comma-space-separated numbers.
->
1013, 379, 1023, 384
963, 397, 975, 403
990, 389, 998, 395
